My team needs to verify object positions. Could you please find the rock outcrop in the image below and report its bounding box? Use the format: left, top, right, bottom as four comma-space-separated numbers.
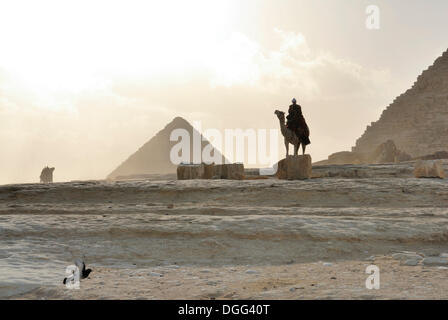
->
413, 160, 445, 179
321, 140, 410, 165
369, 140, 411, 163
326, 151, 362, 165
417, 151, 448, 160
108, 117, 227, 180
276, 155, 312, 180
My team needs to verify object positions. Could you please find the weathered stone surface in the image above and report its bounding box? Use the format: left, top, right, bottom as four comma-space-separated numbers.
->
392, 252, 423, 262
222, 163, 245, 180
422, 257, 448, 266
396, 151, 413, 162
413, 160, 445, 178
177, 163, 205, 180
371, 140, 411, 163
403, 259, 420, 266
312, 161, 448, 179
327, 151, 361, 165
318, 49, 448, 164
202, 163, 215, 179
178, 162, 246, 180
213, 163, 245, 180
213, 164, 223, 179
351, 49, 448, 158
245, 270, 258, 274
276, 155, 312, 180
322, 140, 411, 165
418, 151, 448, 160
327, 168, 369, 178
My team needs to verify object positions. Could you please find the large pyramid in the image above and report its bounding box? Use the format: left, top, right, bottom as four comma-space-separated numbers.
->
107, 117, 226, 179
321, 48, 448, 165
352, 48, 448, 157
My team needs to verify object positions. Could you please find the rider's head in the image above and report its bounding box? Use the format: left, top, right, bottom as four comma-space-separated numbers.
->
292, 98, 297, 104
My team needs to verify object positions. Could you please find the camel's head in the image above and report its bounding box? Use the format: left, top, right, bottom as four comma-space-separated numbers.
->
274, 110, 285, 121
49, 167, 55, 173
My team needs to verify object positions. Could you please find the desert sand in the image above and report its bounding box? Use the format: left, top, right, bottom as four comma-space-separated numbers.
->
1, 161, 448, 299
12, 257, 448, 300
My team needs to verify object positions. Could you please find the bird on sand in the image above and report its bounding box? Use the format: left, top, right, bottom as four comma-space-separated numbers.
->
63, 259, 92, 284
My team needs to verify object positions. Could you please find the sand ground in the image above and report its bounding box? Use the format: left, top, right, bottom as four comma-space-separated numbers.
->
2, 162, 448, 299
13, 255, 448, 300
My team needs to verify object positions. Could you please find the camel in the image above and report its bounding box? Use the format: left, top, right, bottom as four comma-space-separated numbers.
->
275, 110, 306, 156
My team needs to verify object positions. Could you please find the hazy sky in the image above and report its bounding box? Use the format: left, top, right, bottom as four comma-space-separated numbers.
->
1, 0, 447, 184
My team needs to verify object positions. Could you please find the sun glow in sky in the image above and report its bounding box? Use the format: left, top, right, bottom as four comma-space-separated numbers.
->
1, 0, 448, 184
0, 0, 237, 92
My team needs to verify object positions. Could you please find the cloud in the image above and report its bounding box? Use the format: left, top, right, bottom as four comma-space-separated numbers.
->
205, 28, 393, 101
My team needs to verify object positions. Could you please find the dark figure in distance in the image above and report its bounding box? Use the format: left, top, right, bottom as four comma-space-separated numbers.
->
40, 166, 55, 183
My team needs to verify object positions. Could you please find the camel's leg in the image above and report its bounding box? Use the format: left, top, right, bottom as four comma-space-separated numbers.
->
284, 138, 289, 157
293, 143, 298, 156
302, 143, 306, 155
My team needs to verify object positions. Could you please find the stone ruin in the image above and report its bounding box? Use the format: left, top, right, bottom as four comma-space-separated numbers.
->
414, 160, 445, 179
324, 48, 448, 165
353, 48, 448, 158
177, 156, 313, 181
177, 163, 245, 180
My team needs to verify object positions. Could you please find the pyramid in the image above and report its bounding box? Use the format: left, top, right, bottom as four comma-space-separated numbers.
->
321, 48, 448, 165
107, 117, 227, 179
351, 48, 448, 158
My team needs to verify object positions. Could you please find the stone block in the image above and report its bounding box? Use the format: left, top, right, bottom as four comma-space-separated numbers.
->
222, 163, 245, 180
177, 163, 205, 180
276, 155, 312, 180
414, 160, 445, 178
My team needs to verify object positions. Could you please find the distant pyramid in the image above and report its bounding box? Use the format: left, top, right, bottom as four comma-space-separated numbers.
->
351, 48, 448, 157
107, 117, 226, 179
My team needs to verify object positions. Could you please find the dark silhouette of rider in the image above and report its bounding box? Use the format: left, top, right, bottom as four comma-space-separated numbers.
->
286, 98, 310, 145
